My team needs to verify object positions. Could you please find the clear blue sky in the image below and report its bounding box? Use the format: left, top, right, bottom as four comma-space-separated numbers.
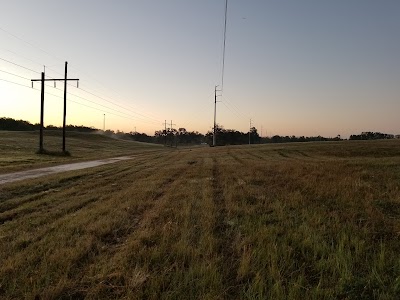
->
1, 0, 399, 137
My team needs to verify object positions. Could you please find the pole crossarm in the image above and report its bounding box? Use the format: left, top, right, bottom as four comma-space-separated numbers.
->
31, 79, 79, 81
31, 78, 79, 88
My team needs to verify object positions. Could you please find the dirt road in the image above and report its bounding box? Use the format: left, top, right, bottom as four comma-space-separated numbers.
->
0, 156, 133, 185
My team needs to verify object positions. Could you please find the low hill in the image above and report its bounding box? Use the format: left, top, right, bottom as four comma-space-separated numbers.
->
0, 130, 164, 174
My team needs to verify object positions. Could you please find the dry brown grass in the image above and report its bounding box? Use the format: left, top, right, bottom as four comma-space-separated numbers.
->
0, 130, 163, 174
1, 140, 400, 299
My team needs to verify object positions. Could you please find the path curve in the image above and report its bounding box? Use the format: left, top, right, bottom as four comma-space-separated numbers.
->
0, 156, 133, 185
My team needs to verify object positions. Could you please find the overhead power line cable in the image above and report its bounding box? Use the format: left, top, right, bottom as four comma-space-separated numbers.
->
0, 57, 39, 74
0, 26, 64, 63
78, 87, 161, 123
69, 64, 163, 122
40, 83, 160, 125
0, 47, 45, 69
0, 28, 163, 127
0, 77, 152, 126
221, 0, 228, 91
1, 27, 162, 125
0, 69, 31, 80
0, 78, 32, 89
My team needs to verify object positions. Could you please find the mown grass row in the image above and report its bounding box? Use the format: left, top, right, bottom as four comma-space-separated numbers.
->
1, 140, 400, 299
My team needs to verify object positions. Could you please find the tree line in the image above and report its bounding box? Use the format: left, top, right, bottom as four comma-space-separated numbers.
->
349, 132, 395, 140
1, 117, 398, 146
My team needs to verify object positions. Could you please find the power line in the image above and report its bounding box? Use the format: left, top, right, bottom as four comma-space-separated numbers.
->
221, 95, 250, 120
1, 29, 162, 125
0, 57, 39, 74
221, 101, 243, 120
0, 26, 64, 63
0, 28, 163, 128
37, 66, 161, 124
78, 87, 161, 123
68, 64, 163, 121
42, 84, 159, 125
0, 76, 152, 127
33, 69, 161, 125
180, 91, 215, 129
1, 27, 162, 124
0, 78, 32, 89
0, 47, 45, 69
32, 86, 143, 122
0, 69, 31, 80
221, 0, 228, 91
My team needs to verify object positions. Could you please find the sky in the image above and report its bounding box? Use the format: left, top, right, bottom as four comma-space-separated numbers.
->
0, 0, 399, 138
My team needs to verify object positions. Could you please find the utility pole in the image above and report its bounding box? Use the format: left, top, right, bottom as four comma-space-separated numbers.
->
249, 119, 253, 145
103, 114, 105, 131
213, 85, 221, 147
38, 72, 44, 152
62, 62, 68, 152
170, 120, 176, 147
162, 120, 167, 146
31, 62, 79, 153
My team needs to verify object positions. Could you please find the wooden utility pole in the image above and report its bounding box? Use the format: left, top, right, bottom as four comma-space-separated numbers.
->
249, 119, 252, 145
32, 62, 79, 153
213, 85, 221, 147
62, 62, 68, 152
170, 120, 176, 147
39, 72, 44, 152
162, 120, 167, 146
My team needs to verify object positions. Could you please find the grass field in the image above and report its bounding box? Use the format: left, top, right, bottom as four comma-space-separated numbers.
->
1, 138, 400, 299
0, 131, 163, 174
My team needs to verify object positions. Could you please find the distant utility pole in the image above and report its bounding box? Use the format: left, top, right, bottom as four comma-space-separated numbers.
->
261, 125, 263, 138
213, 85, 221, 147
249, 119, 253, 145
31, 63, 79, 153
170, 120, 176, 147
103, 114, 105, 131
162, 120, 168, 146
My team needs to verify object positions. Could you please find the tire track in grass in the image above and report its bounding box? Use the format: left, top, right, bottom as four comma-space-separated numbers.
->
243, 149, 269, 162
211, 157, 241, 298
67, 154, 195, 299
227, 148, 246, 165
0, 152, 192, 300
0, 151, 180, 222
0, 152, 179, 256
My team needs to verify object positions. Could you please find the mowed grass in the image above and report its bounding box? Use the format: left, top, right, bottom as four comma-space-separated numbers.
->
1, 140, 400, 299
0, 130, 163, 173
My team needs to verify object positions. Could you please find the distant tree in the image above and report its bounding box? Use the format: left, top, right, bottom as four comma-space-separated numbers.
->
349, 132, 394, 140
0, 117, 37, 131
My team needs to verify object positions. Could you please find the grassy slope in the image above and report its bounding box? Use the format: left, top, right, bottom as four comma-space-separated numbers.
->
0, 130, 163, 173
0, 140, 400, 299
